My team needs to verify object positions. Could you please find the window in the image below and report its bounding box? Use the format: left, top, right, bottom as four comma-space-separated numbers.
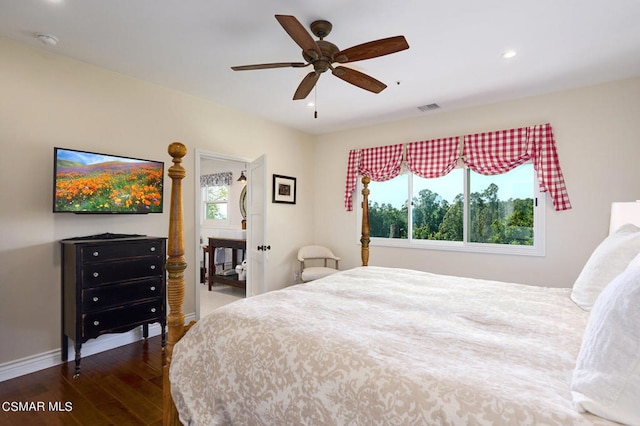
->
412, 169, 464, 242
202, 185, 229, 223
364, 163, 544, 255
346, 124, 568, 256
200, 171, 232, 224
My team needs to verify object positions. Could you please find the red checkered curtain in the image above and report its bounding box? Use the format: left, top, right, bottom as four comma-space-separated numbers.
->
406, 137, 459, 178
344, 149, 361, 211
463, 123, 571, 211
528, 124, 572, 211
344, 144, 403, 211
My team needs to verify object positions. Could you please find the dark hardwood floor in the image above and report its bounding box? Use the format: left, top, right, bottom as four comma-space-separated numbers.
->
0, 336, 164, 425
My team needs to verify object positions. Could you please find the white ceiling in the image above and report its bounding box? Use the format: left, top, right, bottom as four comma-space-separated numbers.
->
2, 0, 639, 135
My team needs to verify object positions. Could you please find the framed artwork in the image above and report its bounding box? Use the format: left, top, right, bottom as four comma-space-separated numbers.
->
272, 174, 296, 204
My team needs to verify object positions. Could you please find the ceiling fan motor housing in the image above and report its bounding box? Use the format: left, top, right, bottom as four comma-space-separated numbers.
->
303, 40, 340, 73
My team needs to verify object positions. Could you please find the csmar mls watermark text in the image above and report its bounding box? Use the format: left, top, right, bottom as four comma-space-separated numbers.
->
2, 401, 73, 412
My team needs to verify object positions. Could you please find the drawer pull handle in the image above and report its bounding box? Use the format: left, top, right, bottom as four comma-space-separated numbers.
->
150, 265, 156, 270
92, 297, 99, 302
150, 286, 156, 291
150, 247, 156, 252
93, 251, 99, 257
93, 272, 99, 278
93, 321, 100, 326
150, 308, 157, 313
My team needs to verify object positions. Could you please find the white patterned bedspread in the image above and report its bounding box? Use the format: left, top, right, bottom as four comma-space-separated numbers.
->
170, 266, 614, 425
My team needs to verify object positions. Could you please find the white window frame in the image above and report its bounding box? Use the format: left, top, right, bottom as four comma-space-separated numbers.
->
356, 164, 545, 256
201, 184, 230, 226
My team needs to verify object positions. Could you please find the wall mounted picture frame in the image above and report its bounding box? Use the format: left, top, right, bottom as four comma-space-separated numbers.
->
272, 174, 296, 204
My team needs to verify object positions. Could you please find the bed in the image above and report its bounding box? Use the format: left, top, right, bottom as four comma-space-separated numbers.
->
162, 144, 640, 425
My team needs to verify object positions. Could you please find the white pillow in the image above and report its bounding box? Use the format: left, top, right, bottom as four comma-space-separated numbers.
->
571, 223, 640, 310
571, 253, 640, 425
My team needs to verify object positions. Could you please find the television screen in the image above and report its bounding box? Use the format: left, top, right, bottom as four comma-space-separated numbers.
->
53, 147, 164, 214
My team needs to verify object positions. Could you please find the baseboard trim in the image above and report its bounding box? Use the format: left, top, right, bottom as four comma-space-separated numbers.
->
0, 314, 195, 383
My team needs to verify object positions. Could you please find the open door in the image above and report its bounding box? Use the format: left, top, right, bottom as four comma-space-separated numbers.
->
246, 155, 267, 296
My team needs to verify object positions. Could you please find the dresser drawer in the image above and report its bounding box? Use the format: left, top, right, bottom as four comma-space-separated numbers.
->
82, 300, 164, 338
80, 241, 164, 262
82, 279, 163, 312
82, 258, 163, 287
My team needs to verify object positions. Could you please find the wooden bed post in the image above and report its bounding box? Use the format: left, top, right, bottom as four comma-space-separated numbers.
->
361, 176, 370, 266
163, 142, 188, 426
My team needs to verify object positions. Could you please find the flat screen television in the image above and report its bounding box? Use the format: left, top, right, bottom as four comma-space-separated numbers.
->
53, 147, 164, 214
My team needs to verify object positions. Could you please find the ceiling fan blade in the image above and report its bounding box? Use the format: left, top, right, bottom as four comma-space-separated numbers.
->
231, 62, 308, 71
275, 15, 322, 60
332, 66, 387, 94
293, 71, 320, 100
335, 36, 409, 63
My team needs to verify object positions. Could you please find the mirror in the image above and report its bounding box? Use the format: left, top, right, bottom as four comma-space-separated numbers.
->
239, 185, 247, 220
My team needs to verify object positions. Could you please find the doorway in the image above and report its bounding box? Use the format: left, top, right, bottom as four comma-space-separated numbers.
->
195, 150, 251, 319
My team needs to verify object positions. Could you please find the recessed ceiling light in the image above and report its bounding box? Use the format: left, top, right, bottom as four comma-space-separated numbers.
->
503, 50, 517, 59
306, 102, 315, 108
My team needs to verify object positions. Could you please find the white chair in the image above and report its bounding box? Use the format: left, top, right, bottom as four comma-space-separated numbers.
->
298, 245, 341, 282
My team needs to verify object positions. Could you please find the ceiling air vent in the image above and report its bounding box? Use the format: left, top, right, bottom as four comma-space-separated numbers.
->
417, 103, 440, 112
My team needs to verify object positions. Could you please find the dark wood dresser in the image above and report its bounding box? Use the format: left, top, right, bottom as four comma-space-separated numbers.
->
60, 234, 166, 375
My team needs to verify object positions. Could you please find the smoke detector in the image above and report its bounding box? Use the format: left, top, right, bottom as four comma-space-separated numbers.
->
36, 33, 59, 47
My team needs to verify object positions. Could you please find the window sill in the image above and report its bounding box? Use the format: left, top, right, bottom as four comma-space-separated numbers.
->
369, 237, 545, 257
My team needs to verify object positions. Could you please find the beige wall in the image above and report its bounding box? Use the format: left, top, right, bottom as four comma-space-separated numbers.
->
0, 38, 315, 365
314, 76, 640, 287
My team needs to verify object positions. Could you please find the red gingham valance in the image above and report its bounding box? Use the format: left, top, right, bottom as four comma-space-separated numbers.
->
406, 137, 459, 178
344, 144, 403, 211
463, 123, 571, 211
344, 123, 571, 212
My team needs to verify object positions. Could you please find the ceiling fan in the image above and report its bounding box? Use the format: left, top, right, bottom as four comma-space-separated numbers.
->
231, 15, 410, 100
